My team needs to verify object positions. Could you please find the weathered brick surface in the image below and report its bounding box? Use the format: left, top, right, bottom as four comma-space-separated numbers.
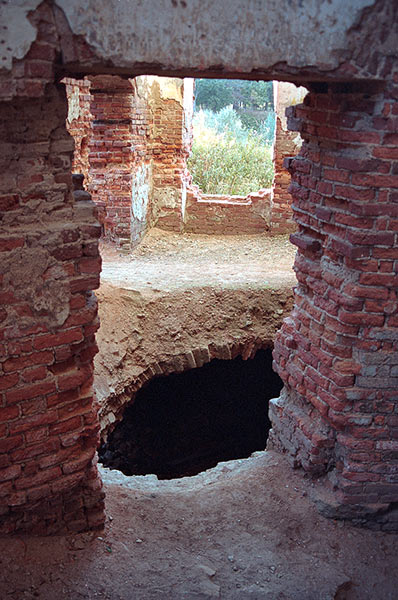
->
0, 82, 104, 535
270, 116, 299, 235
88, 76, 149, 250
0, 0, 397, 533
151, 81, 188, 233
66, 76, 186, 249
65, 77, 296, 241
64, 78, 92, 181
184, 186, 271, 234
271, 80, 398, 519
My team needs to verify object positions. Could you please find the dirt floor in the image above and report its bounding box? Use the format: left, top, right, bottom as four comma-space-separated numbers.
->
99, 228, 297, 291
1, 231, 397, 599
1, 451, 397, 599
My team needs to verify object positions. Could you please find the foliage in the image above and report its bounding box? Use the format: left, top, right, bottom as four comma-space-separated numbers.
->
195, 79, 273, 112
187, 108, 274, 196
195, 79, 274, 131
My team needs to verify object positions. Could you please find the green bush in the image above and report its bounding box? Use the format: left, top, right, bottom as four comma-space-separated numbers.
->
187, 108, 274, 196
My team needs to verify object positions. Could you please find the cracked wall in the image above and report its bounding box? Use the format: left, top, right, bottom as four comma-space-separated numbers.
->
66, 77, 299, 242
0, 0, 397, 534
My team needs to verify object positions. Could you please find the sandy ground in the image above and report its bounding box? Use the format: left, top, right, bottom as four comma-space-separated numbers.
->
99, 229, 297, 291
1, 231, 397, 599
94, 230, 297, 435
1, 451, 397, 599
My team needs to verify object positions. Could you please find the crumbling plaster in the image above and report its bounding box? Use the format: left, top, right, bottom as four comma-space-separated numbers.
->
45, 0, 376, 73
0, 1, 392, 81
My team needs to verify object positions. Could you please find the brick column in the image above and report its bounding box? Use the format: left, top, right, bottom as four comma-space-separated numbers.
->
88, 76, 138, 250
64, 77, 92, 181
150, 78, 187, 232
0, 83, 105, 534
271, 81, 398, 527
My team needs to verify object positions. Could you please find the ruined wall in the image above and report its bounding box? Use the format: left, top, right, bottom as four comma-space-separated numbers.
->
0, 0, 397, 534
66, 75, 187, 248
64, 77, 92, 181
149, 77, 187, 232
271, 81, 398, 525
270, 82, 307, 235
185, 187, 271, 235
0, 83, 104, 534
87, 76, 150, 250
66, 75, 277, 240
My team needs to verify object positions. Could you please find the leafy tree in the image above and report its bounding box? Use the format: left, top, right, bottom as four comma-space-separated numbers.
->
194, 79, 234, 112
195, 79, 273, 115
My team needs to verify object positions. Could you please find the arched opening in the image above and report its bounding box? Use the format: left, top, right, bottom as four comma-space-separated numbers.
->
99, 348, 283, 479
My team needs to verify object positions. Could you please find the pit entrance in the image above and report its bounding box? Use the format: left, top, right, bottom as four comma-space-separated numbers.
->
99, 348, 283, 479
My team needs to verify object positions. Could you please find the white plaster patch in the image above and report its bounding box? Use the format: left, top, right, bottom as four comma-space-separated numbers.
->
56, 0, 374, 73
132, 163, 151, 222
274, 81, 308, 131
0, 0, 42, 70
67, 85, 80, 123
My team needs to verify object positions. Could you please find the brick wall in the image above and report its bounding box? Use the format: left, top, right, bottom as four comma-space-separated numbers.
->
270, 82, 307, 235
87, 76, 151, 250
271, 81, 398, 524
0, 83, 105, 534
270, 116, 300, 234
64, 77, 301, 242
66, 75, 187, 248
184, 186, 271, 234
1, 0, 397, 534
150, 78, 187, 233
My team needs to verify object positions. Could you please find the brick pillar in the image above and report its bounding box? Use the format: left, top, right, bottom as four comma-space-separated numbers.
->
151, 78, 187, 232
271, 81, 398, 526
0, 83, 105, 534
88, 76, 137, 250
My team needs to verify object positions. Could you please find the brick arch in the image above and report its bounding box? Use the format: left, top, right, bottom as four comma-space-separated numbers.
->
99, 337, 270, 441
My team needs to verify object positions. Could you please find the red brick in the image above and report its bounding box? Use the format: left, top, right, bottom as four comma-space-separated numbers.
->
49, 416, 82, 436
0, 464, 21, 483
11, 438, 59, 463
0, 237, 24, 252
57, 366, 91, 391
52, 244, 82, 261
70, 276, 100, 293
5, 380, 56, 404
15, 466, 62, 490
0, 435, 24, 454
338, 310, 384, 327
21, 366, 47, 383
0, 372, 19, 391
3, 350, 54, 372
0, 405, 19, 424
51, 471, 84, 494
8, 410, 58, 434
78, 257, 102, 274
33, 328, 83, 351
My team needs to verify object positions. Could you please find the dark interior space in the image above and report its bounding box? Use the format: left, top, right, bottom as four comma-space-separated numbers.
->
98, 348, 283, 479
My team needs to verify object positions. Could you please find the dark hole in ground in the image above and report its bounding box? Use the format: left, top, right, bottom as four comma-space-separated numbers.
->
98, 348, 283, 479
